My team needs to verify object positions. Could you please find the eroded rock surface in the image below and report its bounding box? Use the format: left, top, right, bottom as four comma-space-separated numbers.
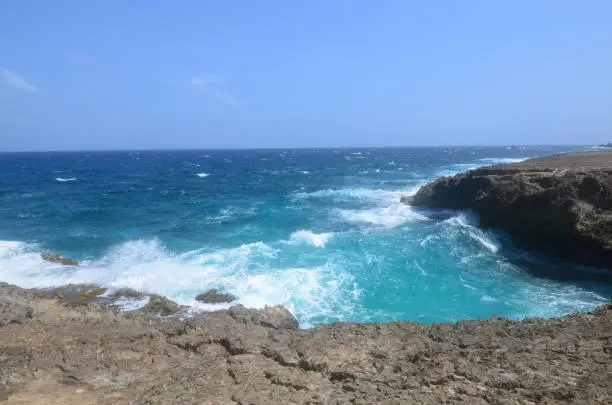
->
40, 253, 79, 266
411, 151, 612, 269
1, 282, 610, 404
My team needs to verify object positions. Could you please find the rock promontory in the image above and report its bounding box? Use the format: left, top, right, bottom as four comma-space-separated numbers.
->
410, 151, 612, 269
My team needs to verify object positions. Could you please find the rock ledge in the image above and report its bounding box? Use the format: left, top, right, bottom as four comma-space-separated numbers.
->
411, 151, 612, 269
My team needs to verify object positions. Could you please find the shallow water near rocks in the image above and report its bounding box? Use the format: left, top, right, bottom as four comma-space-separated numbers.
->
1, 146, 610, 328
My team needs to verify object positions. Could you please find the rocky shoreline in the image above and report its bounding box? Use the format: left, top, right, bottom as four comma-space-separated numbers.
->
409, 151, 612, 270
1, 281, 611, 404
2, 151, 612, 404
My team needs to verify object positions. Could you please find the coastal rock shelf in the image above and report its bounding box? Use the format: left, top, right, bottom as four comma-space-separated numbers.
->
1, 281, 611, 404
410, 151, 612, 269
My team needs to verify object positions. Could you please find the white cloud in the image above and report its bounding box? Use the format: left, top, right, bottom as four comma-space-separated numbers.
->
191, 73, 239, 107
2, 68, 37, 92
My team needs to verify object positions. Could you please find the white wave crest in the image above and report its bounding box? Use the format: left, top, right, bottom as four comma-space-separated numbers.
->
196, 173, 211, 178
442, 214, 500, 253
287, 230, 333, 248
55, 177, 77, 182
338, 204, 427, 228
478, 157, 529, 164
294, 187, 411, 203
0, 238, 358, 328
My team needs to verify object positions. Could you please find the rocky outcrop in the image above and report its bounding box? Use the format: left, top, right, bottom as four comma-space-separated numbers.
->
41, 252, 79, 266
0, 281, 610, 404
133, 294, 186, 316
411, 151, 612, 269
35, 284, 109, 306
195, 288, 236, 304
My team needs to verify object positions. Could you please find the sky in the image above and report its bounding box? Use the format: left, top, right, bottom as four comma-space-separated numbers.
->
1, 1, 611, 151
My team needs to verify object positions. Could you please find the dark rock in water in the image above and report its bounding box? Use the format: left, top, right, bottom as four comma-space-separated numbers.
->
41, 252, 79, 266
109, 288, 145, 300
0, 281, 611, 404
195, 288, 236, 304
35, 284, 109, 306
137, 294, 185, 316
412, 151, 612, 269
229, 304, 299, 330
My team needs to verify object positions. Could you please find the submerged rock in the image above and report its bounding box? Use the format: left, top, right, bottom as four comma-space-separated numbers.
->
412, 151, 612, 269
195, 288, 236, 304
41, 252, 79, 266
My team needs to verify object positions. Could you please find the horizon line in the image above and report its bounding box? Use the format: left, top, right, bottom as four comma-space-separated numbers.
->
0, 144, 594, 154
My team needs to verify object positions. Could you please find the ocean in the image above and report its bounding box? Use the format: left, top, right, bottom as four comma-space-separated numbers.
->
1, 146, 610, 328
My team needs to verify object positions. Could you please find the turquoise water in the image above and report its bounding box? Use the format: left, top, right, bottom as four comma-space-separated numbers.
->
1, 146, 610, 327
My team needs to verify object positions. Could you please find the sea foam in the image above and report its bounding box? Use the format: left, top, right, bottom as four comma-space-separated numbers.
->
287, 230, 333, 248
0, 238, 359, 328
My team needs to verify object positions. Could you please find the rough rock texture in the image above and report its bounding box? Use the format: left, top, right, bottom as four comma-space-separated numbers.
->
40, 253, 79, 266
135, 294, 186, 316
1, 281, 611, 404
411, 151, 612, 269
35, 284, 110, 306
195, 288, 237, 304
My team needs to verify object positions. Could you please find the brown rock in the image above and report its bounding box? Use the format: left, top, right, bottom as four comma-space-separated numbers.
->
195, 288, 236, 304
35, 284, 109, 306
229, 304, 299, 330
137, 294, 185, 316
41, 252, 79, 266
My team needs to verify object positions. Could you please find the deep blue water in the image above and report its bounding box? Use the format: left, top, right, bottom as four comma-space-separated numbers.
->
1, 146, 610, 327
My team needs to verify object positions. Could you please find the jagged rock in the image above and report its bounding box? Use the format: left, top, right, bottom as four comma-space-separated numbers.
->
137, 294, 185, 316
41, 252, 79, 266
411, 151, 612, 269
195, 288, 236, 304
229, 304, 299, 330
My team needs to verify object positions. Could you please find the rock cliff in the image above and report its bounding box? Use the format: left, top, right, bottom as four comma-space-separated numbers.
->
411, 151, 612, 269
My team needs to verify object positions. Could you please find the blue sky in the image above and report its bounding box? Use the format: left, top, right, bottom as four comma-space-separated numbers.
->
1, 1, 611, 150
